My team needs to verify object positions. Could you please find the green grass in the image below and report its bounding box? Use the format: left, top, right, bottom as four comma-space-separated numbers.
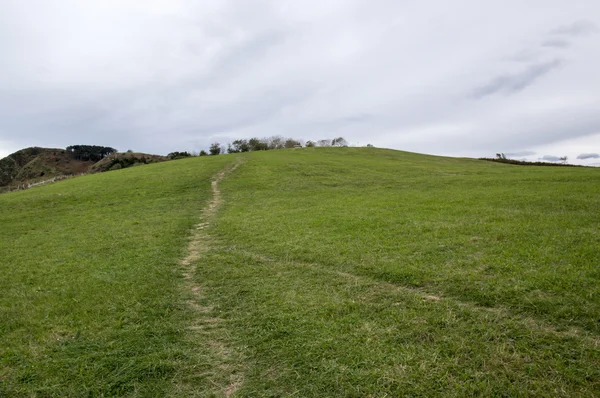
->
0, 155, 235, 396
1, 147, 599, 396
204, 148, 600, 396
217, 148, 600, 331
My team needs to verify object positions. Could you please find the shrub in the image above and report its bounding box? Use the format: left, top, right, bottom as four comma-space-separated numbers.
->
168, 152, 192, 160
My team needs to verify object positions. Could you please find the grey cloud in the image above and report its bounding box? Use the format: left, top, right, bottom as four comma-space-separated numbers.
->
576, 153, 600, 159
513, 111, 600, 149
500, 20, 597, 102
183, 29, 292, 90
309, 113, 373, 129
505, 151, 536, 157
537, 20, 598, 52
406, 107, 600, 156
551, 20, 598, 37
541, 39, 571, 48
509, 49, 542, 63
471, 59, 563, 99
341, 114, 372, 123
540, 155, 562, 162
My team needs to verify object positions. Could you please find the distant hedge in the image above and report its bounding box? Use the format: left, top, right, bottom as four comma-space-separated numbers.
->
479, 158, 584, 167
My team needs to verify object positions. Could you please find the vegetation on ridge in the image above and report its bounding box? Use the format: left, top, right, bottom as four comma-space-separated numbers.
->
480, 157, 583, 167
65, 145, 117, 161
0, 137, 349, 192
0, 146, 168, 192
89, 152, 168, 173
0, 147, 96, 190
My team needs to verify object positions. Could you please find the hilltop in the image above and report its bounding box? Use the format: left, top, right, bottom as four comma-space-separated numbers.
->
0, 147, 94, 188
0, 146, 168, 191
1, 148, 599, 396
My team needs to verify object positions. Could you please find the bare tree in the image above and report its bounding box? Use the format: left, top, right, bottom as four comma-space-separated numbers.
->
331, 137, 348, 147
267, 135, 285, 150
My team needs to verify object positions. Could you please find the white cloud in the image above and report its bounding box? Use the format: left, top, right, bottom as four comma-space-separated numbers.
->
0, 0, 599, 157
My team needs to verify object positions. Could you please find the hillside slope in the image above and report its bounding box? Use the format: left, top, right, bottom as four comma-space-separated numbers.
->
207, 148, 600, 396
0, 147, 94, 188
0, 147, 170, 192
1, 148, 599, 396
89, 152, 169, 173
0, 155, 236, 396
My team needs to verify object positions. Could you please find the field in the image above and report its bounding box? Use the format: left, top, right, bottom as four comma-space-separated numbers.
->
1, 147, 599, 396
0, 155, 235, 396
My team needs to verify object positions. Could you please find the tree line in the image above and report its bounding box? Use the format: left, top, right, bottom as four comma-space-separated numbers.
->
66, 137, 352, 162
204, 136, 349, 156
66, 145, 117, 161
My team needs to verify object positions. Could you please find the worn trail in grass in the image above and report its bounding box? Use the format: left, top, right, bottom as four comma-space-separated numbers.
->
172, 158, 245, 397
191, 147, 600, 396
0, 155, 237, 396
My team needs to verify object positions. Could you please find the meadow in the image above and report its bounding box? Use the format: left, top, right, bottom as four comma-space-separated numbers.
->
1, 147, 599, 396
0, 155, 235, 396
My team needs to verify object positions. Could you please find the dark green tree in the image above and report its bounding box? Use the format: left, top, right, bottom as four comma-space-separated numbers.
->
209, 143, 221, 155
167, 151, 192, 160
248, 138, 269, 151
284, 139, 302, 148
66, 145, 117, 161
228, 139, 250, 153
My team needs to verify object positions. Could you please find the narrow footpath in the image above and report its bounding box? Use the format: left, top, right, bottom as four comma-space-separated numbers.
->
175, 157, 245, 397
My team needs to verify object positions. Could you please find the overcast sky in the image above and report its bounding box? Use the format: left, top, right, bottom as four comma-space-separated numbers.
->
1, 0, 599, 164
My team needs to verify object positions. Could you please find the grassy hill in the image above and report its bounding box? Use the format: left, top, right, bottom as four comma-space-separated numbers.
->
1, 148, 599, 396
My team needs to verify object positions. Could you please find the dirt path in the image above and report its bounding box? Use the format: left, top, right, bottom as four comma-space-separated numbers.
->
180, 160, 241, 269
175, 158, 244, 397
